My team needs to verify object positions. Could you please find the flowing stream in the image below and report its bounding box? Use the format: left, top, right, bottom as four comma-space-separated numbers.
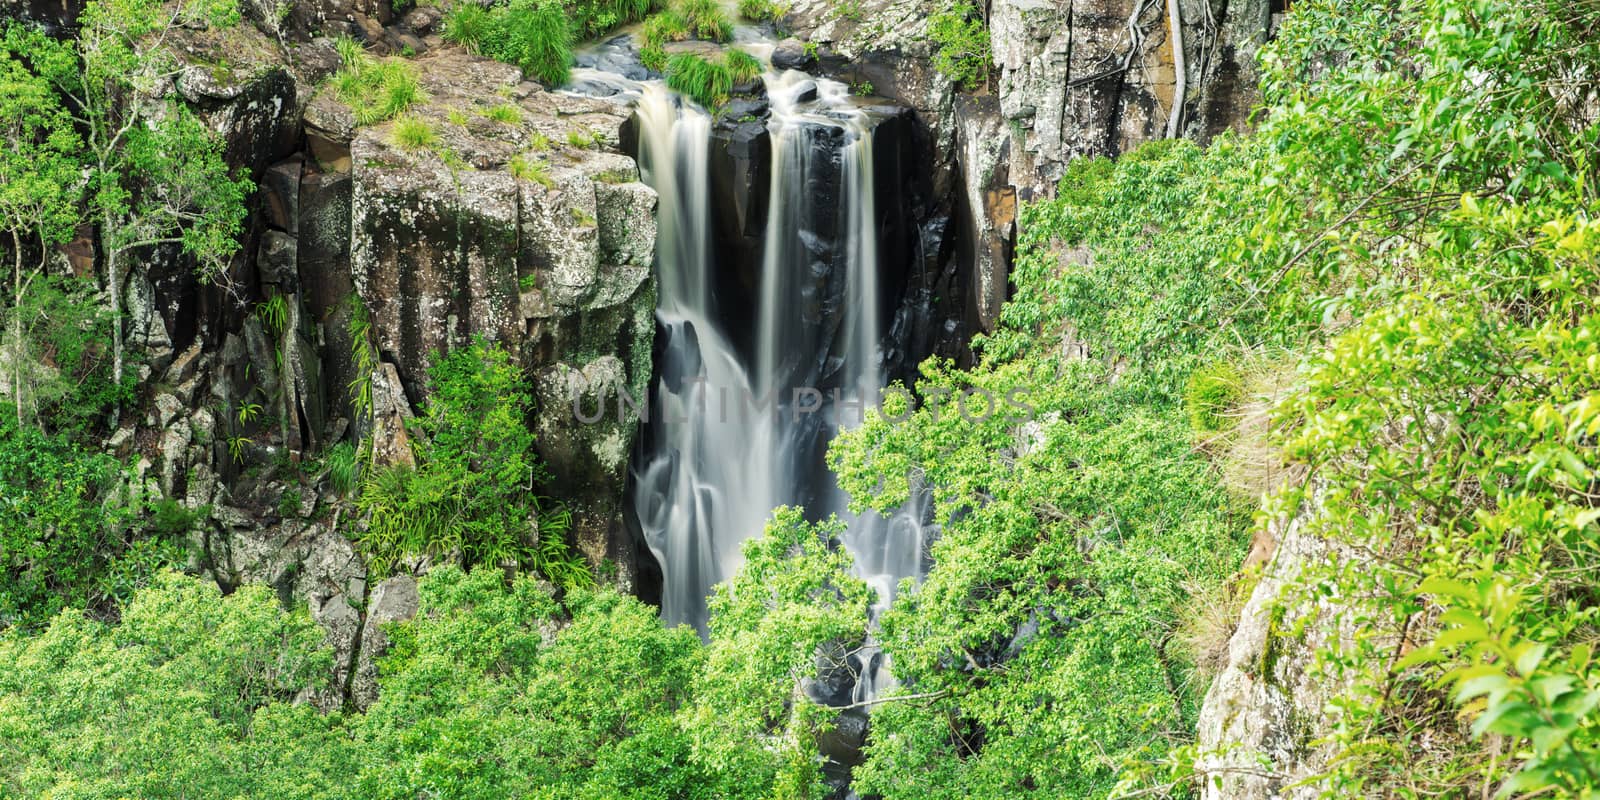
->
570, 42, 929, 703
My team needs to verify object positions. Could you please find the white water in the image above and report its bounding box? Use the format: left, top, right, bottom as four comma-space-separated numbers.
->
574, 56, 929, 700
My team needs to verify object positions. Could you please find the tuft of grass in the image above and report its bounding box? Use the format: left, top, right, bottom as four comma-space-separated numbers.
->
485, 102, 522, 124
448, 109, 470, 126
446, 0, 661, 86
723, 48, 763, 82
677, 0, 731, 41
391, 115, 439, 150
442, 2, 494, 52
737, 0, 787, 22
639, 10, 688, 72
529, 131, 553, 151
331, 43, 422, 125
570, 207, 596, 226
664, 49, 762, 108
335, 34, 366, 66
566, 129, 600, 148
326, 442, 359, 495
509, 153, 554, 187
1183, 359, 1245, 436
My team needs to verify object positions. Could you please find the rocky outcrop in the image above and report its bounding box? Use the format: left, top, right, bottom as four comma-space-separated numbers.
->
1192, 493, 1347, 799
327, 49, 657, 579
83, 21, 660, 707
786, 0, 1268, 332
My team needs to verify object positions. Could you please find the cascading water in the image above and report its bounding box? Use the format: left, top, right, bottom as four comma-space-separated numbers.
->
570, 44, 931, 701
631, 85, 787, 630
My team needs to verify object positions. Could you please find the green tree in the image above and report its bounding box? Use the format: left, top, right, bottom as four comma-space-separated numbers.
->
0, 42, 83, 426
0, 416, 146, 627
0, 572, 338, 797
7, 0, 252, 392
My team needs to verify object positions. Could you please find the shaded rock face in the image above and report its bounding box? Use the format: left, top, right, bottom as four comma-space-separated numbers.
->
91, 24, 657, 708
787, 0, 1267, 333
1193, 492, 1348, 799
344, 51, 657, 579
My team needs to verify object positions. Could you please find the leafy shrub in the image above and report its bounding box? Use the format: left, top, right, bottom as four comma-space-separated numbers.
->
737, 0, 786, 22
358, 338, 585, 588
928, 1, 989, 90
0, 417, 150, 628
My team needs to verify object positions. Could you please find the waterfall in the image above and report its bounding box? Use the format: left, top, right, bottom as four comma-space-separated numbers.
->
632, 85, 786, 630
627, 68, 929, 698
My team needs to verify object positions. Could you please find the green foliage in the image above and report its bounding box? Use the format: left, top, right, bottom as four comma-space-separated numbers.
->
737, 0, 787, 23
832, 356, 1249, 796
0, 572, 338, 797
0, 417, 156, 628
687, 507, 874, 796
444, 0, 660, 86
2, 274, 128, 432
663, 49, 759, 109
358, 339, 585, 588
389, 114, 438, 150
927, 1, 989, 90
0, 509, 889, 798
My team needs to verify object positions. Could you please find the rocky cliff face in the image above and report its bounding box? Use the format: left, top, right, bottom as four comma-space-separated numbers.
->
787, 0, 1269, 332
1192, 494, 1348, 799
87, 20, 658, 708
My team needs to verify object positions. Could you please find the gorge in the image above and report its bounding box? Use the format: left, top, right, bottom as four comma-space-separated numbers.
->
2, 0, 1598, 797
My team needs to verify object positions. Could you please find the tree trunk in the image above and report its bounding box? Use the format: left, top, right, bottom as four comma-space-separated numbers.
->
103, 214, 124, 417
1165, 0, 1187, 140
11, 231, 22, 426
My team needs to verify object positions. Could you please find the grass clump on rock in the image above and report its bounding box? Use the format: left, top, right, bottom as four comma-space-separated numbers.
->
331, 35, 422, 125
443, 0, 662, 86
390, 116, 439, 150
664, 48, 762, 109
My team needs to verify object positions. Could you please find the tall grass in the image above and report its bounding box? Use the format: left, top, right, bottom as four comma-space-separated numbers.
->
737, 0, 787, 22
330, 35, 422, 125
443, 0, 662, 86
639, 10, 688, 71
664, 49, 763, 109
677, 0, 731, 41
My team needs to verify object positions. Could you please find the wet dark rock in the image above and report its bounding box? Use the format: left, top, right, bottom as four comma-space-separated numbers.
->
771, 38, 817, 71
